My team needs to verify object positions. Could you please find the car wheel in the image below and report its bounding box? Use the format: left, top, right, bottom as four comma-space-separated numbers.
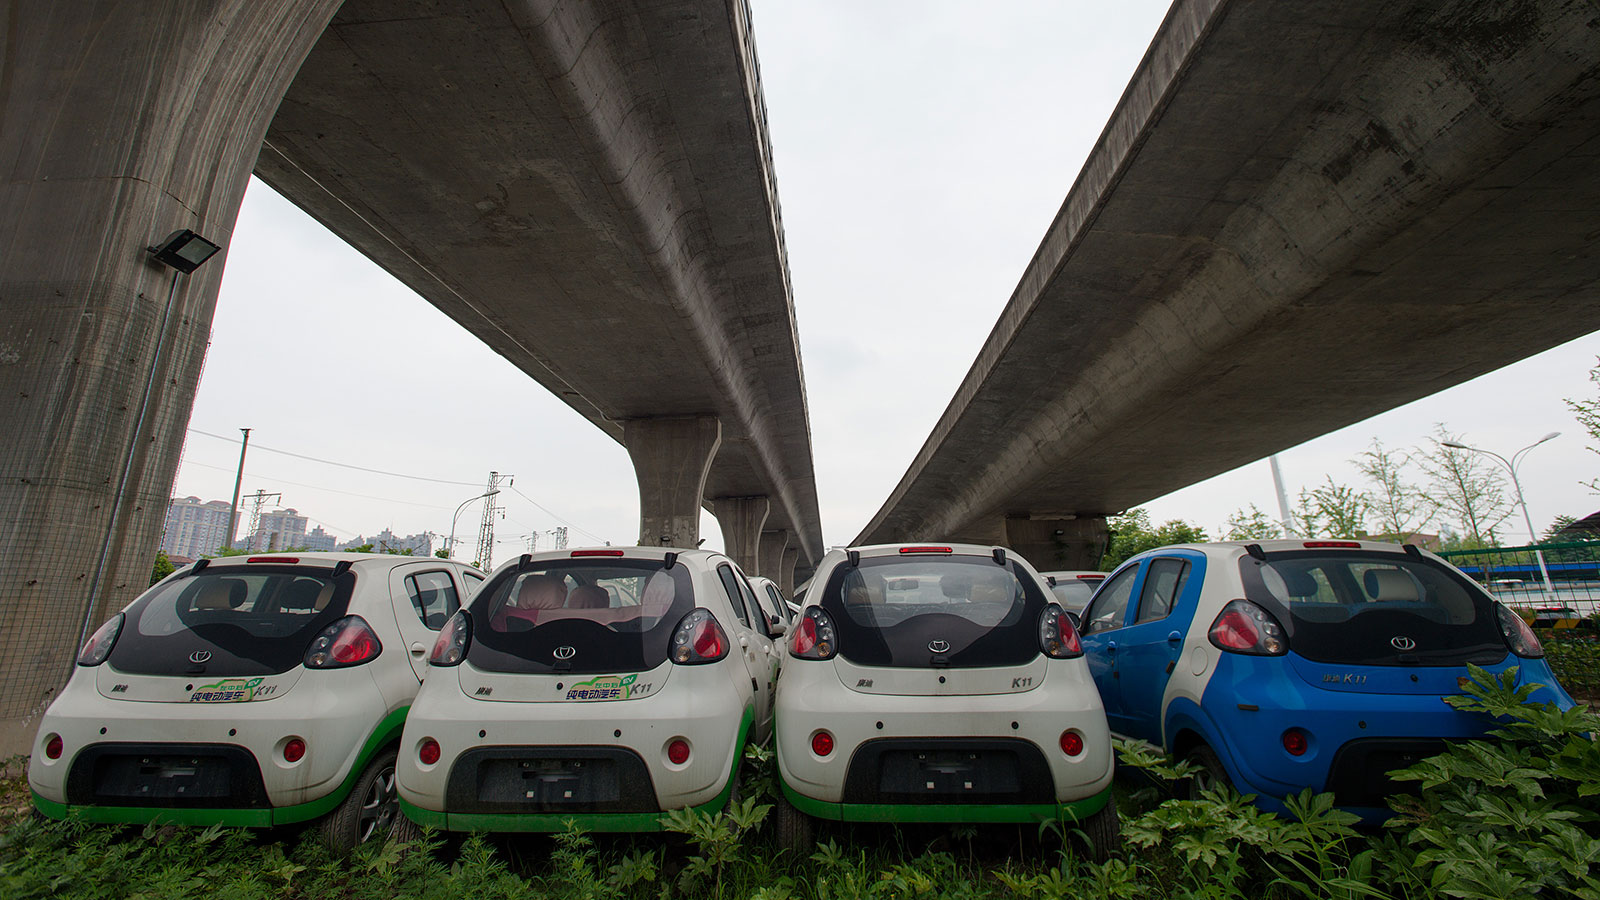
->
1075, 795, 1121, 862
1184, 744, 1232, 799
774, 791, 813, 856
389, 807, 423, 845
318, 747, 400, 855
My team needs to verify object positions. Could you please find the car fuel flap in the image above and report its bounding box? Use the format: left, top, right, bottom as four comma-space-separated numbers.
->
831, 656, 1048, 696
94, 663, 304, 703
456, 660, 675, 703
1284, 654, 1499, 696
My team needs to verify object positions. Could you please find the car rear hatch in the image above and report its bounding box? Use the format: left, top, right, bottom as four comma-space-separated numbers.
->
1239, 547, 1510, 695
98, 560, 356, 702
460, 555, 697, 702
818, 549, 1051, 696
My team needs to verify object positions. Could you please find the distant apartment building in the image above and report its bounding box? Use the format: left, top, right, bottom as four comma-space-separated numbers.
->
340, 528, 434, 557
301, 525, 339, 551
251, 508, 309, 552
161, 497, 234, 559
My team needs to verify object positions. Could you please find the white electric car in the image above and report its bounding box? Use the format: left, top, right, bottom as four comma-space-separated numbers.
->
749, 575, 794, 626
773, 544, 1118, 857
29, 552, 484, 851
396, 547, 781, 832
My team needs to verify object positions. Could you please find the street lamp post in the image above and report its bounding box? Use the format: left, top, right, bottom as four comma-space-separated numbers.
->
1441, 433, 1559, 598
446, 490, 499, 560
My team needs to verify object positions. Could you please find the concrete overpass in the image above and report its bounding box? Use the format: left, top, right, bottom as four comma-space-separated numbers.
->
0, 0, 818, 754
857, 0, 1600, 567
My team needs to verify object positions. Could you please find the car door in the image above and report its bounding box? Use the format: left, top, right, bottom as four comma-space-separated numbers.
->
1115, 554, 1202, 744
1076, 563, 1143, 736
389, 564, 464, 681
715, 563, 775, 739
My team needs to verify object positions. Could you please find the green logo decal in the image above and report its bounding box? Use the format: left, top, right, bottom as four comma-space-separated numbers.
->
565, 673, 651, 701
189, 677, 266, 703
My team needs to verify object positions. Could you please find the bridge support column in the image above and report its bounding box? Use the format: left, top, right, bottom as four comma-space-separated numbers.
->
758, 529, 790, 583
712, 496, 769, 574
780, 546, 800, 599
1002, 516, 1109, 571
623, 416, 721, 548
0, 0, 343, 758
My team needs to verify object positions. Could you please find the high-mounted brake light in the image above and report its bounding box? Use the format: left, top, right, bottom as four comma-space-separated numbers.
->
790, 607, 838, 660
571, 549, 625, 557
1208, 600, 1287, 656
1038, 604, 1083, 659
429, 610, 471, 666
77, 613, 124, 666
248, 556, 300, 563
304, 616, 382, 668
1302, 542, 1360, 549
1077, 575, 1104, 581
898, 546, 952, 554
670, 609, 729, 664
1496, 603, 1544, 659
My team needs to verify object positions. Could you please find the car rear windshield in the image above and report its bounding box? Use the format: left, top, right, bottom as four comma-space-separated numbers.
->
109, 565, 355, 676
1239, 551, 1508, 666
1048, 579, 1101, 612
819, 554, 1048, 669
466, 559, 694, 675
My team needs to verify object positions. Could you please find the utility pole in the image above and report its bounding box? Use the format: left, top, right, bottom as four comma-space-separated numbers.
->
244, 489, 281, 552
551, 526, 569, 551
224, 427, 251, 549
475, 471, 511, 568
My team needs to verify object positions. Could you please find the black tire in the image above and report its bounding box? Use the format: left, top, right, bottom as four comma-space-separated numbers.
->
317, 747, 401, 855
1184, 744, 1233, 799
388, 808, 423, 845
774, 791, 813, 857
1076, 795, 1121, 862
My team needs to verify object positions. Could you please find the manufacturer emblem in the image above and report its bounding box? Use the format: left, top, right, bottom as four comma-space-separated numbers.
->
928, 639, 950, 653
188, 650, 212, 664
1390, 636, 1416, 651
553, 646, 577, 660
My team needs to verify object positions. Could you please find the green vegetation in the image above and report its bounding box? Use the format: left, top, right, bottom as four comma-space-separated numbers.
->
5, 668, 1593, 899
149, 551, 174, 586
1101, 509, 1207, 570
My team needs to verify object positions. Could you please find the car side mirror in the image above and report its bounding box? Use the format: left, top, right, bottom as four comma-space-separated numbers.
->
768, 616, 788, 637
1066, 611, 1081, 629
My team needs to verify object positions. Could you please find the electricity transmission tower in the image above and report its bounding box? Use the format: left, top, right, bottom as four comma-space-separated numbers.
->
550, 526, 569, 550
244, 490, 281, 551
475, 471, 511, 568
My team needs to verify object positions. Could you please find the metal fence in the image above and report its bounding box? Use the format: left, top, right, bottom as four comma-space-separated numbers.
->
1438, 540, 1600, 621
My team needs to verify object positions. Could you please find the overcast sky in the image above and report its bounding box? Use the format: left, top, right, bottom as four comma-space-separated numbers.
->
172, 0, 1600, 564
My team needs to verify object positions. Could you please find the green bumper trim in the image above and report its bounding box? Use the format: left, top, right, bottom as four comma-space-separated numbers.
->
31, 704, 410, 828
402, 706, 755, 833
779, 777, 1112, 824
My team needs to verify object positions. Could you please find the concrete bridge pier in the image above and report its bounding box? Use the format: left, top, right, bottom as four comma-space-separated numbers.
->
712, 496, 769, 575
758, 529, 790, 583
623, 416, 722, 549
1002, 516, 1110, 572
781, 546, 800, 599
0, 1, 342, 758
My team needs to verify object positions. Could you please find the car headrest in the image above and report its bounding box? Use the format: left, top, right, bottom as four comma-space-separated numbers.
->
279, 579, 323, 611
939, 572, 974, 599
1364, 568, 1420, 603
1280, 569, 1321, 598
195, 579, 247, 610
640, 571, 676, 613
514, 574, 567, 609
567, 585, 609, 609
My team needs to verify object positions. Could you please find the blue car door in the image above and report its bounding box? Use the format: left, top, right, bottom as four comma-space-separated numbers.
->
1115, 554, 1202, 744
1076, 562, 1144, 737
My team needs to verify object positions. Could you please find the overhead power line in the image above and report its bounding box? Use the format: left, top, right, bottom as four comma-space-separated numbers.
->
187, 427, 480, 487
508, 484, 609, 545
183, 460, 456, 511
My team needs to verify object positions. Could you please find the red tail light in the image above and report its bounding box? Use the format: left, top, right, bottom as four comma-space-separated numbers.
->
667, 739, 691, 765
1281, 729, 1308, 756
429, 610, 471, 666
77, 613, 124, 666
670, 609, 729, 664
419, 739, 441, 766
44, 734, 63, 760
1038, 604, 1083, 659
1496, 603, 1545, 658
304, 616, 383, 668
789, 608, 839, 660
283, 737, 306, 763
811, 731, 834, 757
1208, 600, 1288, 656
1059, 731, 1084, 757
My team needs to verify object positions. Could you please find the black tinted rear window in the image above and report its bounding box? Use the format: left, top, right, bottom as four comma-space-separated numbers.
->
467, 559, 694, 675
820, 554, 1047, 668
1240, 551, 1507, 666
110, 566, 355, 676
